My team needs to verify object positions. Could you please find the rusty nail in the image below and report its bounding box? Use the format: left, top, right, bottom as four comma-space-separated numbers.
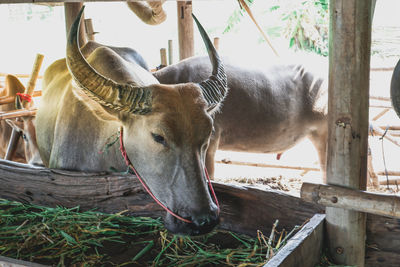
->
331, 196, 338, 203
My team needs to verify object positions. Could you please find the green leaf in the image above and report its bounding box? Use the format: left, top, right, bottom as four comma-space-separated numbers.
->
60, 230, 77, 245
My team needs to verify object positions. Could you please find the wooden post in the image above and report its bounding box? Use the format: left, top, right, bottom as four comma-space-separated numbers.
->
64, 2, 87, 47
168, 39, 173, 65
326, 0, 372, 265
160, 48, 167, 67
177, 1, 194, 61
84, 18, 96, 41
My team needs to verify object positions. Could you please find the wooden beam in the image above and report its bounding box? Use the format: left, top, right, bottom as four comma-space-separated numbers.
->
301, 183, 400, 219
64, 2, 87, 47
177, 1, 194, 61
265, 214, 325, 267
326, 0, 372, 265
0, 159, 323, 238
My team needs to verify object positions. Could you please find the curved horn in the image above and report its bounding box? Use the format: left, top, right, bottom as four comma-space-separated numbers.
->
193, 14, 228, 106
127, 1, 166, 26
66, 6, 152, 115
391, 58, 400, 118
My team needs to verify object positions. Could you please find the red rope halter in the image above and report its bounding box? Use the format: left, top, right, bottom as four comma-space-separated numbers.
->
119, 127, 219, 224
16, 93, 32, 103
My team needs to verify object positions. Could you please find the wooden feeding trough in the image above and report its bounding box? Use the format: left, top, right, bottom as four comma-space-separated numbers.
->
0, 159, 400, 266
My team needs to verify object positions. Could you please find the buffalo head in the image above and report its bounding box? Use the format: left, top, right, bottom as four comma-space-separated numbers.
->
65, 7, 227, 235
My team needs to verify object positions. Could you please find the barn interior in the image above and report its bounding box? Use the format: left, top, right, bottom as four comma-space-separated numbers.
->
0, 1, 400, 266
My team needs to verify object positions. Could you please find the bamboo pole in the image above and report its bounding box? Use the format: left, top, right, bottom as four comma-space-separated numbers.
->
177, 1, 194, 60
301, 182, 400, 218
64, 2, 87, 47
377, 171, 400, 177
168, 40, 173, 65
370, 123, 400, 147
0, 91, 42, 105
0, 109, 37, 120
160, 48, 167, 67
5, 54, 43, 161
84, 18, 96, 41
372, 108, 390, 121
326, 1, 372, 265
0, 73, 43, 79
238, 0, 279, 57
215, 159, 320, 173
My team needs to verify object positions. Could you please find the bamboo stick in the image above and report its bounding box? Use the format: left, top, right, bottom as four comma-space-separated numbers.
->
301, 182, 400, 219
215, 159, 321, 172
238, 0, 279, 57
370, 95, 391, 102
379, 178, 400, 185
372, 108, 390, 121
370, 123, 400, 147
160, 48, 167, 67
377, 171, 400, 177
168, 40, 173, 65
84, 18, 96, 41
0, 72, 43, 79
0, 109, 37, 120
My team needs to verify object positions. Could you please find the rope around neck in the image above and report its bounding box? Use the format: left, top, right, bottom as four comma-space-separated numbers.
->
118, 127, 220, 224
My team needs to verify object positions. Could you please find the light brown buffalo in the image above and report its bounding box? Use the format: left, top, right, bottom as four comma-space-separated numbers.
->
36, 8, 227, 236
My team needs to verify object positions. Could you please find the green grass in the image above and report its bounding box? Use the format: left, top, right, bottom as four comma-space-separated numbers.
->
0, 198, 301, 266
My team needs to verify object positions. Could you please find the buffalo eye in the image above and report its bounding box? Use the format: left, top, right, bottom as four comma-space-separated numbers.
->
151, 133, 166, 146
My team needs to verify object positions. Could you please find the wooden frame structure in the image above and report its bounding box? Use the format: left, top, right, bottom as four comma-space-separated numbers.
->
0, 0, 399, 266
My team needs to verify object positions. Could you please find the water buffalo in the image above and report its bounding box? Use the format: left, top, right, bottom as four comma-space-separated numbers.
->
154, 56, 328, 181
391, 58, 400, 118
0, 74, 33, 163
36, 8, 227, 236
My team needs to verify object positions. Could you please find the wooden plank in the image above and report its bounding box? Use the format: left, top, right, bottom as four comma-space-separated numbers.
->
326, 0, 372, 265
265, 214, 325, 267
64, 2, 86, 47
0, 159, 323, 237
366, 214, 400, 267
301, 183, 400, 218
0, 256, 49, 267
177, 1, 194, 60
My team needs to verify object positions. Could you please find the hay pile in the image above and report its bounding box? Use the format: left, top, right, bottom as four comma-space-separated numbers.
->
0, 199, 301, 266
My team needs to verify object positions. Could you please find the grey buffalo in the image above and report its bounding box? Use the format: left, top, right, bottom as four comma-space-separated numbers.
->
154, 56, 328, 181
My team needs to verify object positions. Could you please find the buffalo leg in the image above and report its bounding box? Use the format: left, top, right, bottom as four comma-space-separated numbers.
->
309, 129, 328, 183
